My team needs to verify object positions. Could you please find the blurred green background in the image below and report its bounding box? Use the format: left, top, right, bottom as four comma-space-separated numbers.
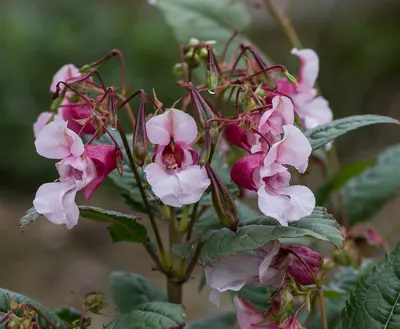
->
1, 0, 400, 326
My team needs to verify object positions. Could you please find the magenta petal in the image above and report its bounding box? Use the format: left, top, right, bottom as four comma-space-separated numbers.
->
231, 153, 263, 191
225, 123, 251, 152
83, 145, 118, 200
62, 99, 96, 135
282, 245, 321, 286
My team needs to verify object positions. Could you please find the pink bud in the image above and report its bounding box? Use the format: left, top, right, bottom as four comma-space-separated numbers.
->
282, 245, 322, 286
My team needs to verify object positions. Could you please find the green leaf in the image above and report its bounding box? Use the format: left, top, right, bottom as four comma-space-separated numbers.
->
155, 0, 250, 57
185, 313, 236, 329
337, 243, 400, 329
315, 159, 376, 205
53, 306, 81, 325
105, 302, 185, 329
20, 207, 41, 232
343, 144, 400, 225
0, 289, 67, 329
79, 206, 147, 243
171, 240, 198, 259
305, 115, 398, 150
231, 286, 275, 312
110, 272, 167, 314
199, 207, 342, 265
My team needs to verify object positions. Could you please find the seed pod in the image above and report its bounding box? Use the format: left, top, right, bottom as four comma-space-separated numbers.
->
205, 165, 238, 231
206, 46, 219, 95
106, 88, 117, 130
132, 99, 148, 166
189, 84, 220, 147
116, 149, 124, 177
248, 47, 277, 91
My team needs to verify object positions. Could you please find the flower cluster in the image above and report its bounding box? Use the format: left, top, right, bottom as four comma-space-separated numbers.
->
32, 65, 119, 228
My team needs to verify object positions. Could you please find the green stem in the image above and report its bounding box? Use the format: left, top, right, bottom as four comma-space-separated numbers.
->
317, 288, 328, 329
167, 279, 183, 304
182, 244, 201, 283
186, 202, 200, 241
117, 121, 167, 266
264, 0, 302, 49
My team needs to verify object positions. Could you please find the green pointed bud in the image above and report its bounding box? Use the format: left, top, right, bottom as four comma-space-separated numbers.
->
172, 63, 187, 77
132, 99, 148, 166
205, 165, 238, 231
284, 70, 297, 85
280, 289, 294, 313
79, 64, 91, 73
188, 37, 200, 47
305, 293, 312, 314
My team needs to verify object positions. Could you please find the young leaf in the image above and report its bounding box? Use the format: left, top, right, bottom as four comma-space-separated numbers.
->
20, 207, 41, 232
185, 313, 237, 329
343, 144, 400, 225
337, 243, 400, 329
78, 206, 147, 243
199, 207, 342, 265
105, 302, 185, 329
306, 115, 398, 150
0, 289, 67, 329
110, 272, 167, 314
171, 240, 198, 259
315, 159, 376, 205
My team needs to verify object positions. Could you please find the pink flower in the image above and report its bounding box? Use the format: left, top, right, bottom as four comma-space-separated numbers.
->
231, 125, 315, 225
278, 49, 332, 130
204, 241, 285, 306
33, 120, 118, 228
234, 295, 279, 329
50, 64, 81, 93
33, 111, 63, 138
144, 108, 210, 207
60, 98, 96, 135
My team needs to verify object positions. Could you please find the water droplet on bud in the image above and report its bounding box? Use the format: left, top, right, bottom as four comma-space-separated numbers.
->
207, 88, 216, 95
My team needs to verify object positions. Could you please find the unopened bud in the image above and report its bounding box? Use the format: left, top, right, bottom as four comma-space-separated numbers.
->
107, 88, 117, 130
284, 70, 297, 85
185, 49, 200, 67
280, 289, 293, 313
116, 149, 124, 177
199, 130, 212, 167
188, 37, 200, 47
132, 99, 148, 166
6, 317, 21, 329
283, 245, 321, 286
79, 64, 91, 73
172, 63, 184, 77
84, 292, 107, 315
305, 293, 312, 314
205, 165, 238, 231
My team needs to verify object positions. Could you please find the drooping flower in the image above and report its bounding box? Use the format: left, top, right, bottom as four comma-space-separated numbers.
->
144, 108, 210, 207
33, 120, 118, 228
234, 295, 279, 329
50, 64, 81, 93
277, 49, 332, 130
204, 241, 286, 306
60, 98, 96, 135
231, 124, 315, 225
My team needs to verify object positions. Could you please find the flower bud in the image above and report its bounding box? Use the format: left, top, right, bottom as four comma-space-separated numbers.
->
205, 165, 238, 231
284, 70, 297, 85
132, 99, 148, 166
188, 37, 200, 47
172, 63, 188, 77
6, 315, 21, 329
283, 245, 322, 286
84, 292, 107, 315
